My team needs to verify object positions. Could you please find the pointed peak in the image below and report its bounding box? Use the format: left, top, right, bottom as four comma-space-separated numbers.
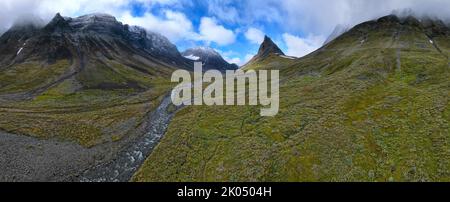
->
44, 12, 71, 32
49, 13, 66, 23
257, 35, 284, 58
49, 13, 67, 23
242, 35, 285, 68
261, 35, 275, 45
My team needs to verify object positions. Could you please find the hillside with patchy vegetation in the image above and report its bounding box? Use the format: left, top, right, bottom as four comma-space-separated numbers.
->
134, 15, 450, 182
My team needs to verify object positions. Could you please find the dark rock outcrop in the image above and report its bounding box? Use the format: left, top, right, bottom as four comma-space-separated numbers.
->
243, 35, 285, 67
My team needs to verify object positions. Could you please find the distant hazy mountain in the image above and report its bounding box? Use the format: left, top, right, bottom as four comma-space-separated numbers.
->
182, 47, 238, 71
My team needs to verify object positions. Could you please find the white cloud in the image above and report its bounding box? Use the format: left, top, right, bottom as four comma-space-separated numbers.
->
0, 0, 186, 31
282, 33, 325, 57
120, 10, 198, 42
216, 49, 243, 65
226, 57, 241, 65
2, 0, 450, 53
206, 0, 450, 41
0, 0, 240, 47
123, 13, 237, 46
122, 11, 238, 46
244, 27, 265, 44
279, 0, 450, 35
240, 1, 284, 25
215, 50, 255, 66
229, 53, 254, 66
198, 17, 236, 46
207, 0, 239, 23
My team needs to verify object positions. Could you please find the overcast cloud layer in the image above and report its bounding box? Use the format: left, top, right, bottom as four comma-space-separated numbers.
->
1, 0, 449, 65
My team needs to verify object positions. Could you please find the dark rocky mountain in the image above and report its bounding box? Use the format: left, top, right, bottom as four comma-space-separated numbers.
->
182, 47, 238, 71
256, 35, 285, 58
0, 13, 192, 69
242, 35, 287, 68
0, 13, 194, 100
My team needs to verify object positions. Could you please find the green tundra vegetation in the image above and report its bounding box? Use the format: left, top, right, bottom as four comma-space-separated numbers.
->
0, 59, 173, 147
133, 17, 450, 182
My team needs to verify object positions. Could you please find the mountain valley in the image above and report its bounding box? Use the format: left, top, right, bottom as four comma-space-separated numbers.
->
0, 12, 449, 182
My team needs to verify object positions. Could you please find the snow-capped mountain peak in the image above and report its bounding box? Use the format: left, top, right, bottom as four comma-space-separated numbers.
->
182, 47, 238, 71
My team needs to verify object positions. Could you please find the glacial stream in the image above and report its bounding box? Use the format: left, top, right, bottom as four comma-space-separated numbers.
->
79, 95, 179, 182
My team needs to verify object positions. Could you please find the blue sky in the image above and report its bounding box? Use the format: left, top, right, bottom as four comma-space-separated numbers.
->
1, 0, 450, 65
120, 0, 312, 65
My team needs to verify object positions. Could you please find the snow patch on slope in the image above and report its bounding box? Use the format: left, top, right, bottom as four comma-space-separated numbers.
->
184, 54, 200, 60
16, 48, 23, 55
279, 55, 297, 60
16, 43, 26, 55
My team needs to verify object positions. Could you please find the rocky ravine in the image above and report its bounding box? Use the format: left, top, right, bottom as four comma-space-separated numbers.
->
0, 95, 179, 182
77, 95, 180, 182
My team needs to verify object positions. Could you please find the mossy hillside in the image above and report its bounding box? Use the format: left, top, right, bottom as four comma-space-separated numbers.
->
1, 100, 151, 147
243, 54, 297, 71
0, 60, 174, 147
0, 60, 71, 94
133, 20, 450, 182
